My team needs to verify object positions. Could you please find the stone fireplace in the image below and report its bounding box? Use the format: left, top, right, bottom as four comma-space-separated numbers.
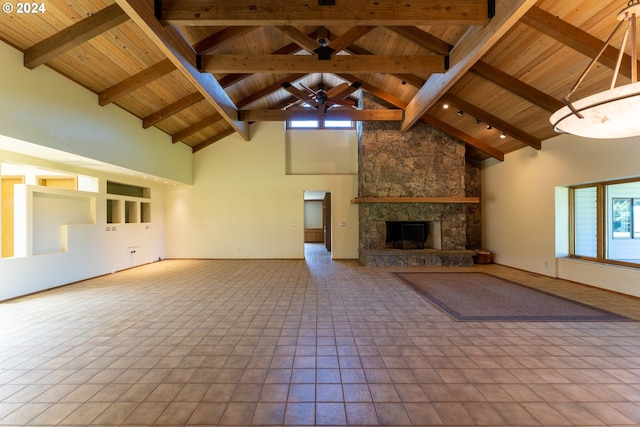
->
356, 95, 480, 266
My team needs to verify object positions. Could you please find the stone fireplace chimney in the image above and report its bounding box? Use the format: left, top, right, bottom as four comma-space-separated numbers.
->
356, 95, 481, 266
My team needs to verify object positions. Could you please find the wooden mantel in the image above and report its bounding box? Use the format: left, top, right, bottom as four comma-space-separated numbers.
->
351, 196, 480, 204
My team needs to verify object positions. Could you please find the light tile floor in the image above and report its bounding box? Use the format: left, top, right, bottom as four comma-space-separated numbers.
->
1, 243, 640, 426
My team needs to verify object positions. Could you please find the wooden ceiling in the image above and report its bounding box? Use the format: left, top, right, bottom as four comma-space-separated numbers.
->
0, 0, 633, 161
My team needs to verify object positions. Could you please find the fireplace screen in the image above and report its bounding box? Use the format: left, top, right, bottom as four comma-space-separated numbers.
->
386, 221, 429, 249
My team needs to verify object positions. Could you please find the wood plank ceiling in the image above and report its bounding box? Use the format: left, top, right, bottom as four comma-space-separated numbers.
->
0, 0, 634, 161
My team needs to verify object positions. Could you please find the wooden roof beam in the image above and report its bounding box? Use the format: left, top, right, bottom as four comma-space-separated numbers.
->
216, 30, 317, 88
401, 0, 537, 132
236, 74, 308, 108
115, 0, 250, 140
338, 73, 504, 161
172, 113, 222, 144
200, 54, 446, 74
522, 6, 640, 79
143, 92, 204, 128
238, 109, 403, 122
159, 0, 491, 26
274, 26, 320, 53
194, 26, 260, 55
24, 4, 129, 69
387, 25, 560, 111
420, 115, 505, 161
469, 61, 563, 112
386, 26, 452, 55
344, 45, 427, 88
99, 59, 175, 106
441, 94, 541, 149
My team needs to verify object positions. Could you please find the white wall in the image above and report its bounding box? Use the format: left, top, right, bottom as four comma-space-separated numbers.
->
482, 133, 640, 297
0, 149, 167, 301
304, 200, 323, 228
0, 41, 192, 184
165, 122, 359, 259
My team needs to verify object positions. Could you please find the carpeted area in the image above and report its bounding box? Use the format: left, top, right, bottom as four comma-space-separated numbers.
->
393, 272, 633, 322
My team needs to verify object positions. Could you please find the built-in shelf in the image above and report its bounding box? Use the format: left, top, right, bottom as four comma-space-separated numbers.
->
351, 196, 480, 204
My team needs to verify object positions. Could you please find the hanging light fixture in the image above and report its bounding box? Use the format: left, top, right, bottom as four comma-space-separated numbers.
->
550, 0, 640, 139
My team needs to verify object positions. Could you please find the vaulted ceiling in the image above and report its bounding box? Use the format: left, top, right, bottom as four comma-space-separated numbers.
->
0, 1, 633, 161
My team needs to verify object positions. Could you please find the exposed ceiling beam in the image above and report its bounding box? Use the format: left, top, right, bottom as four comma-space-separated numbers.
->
387, 25, 560, 111
159, 0, 491, 26
442, 94, 541, 149
469, 61, 563, 112
385, 26, 452, 55
274, 26, 319, 52
199, 54, 447, 74
194, 26, 260, 55
328, 26, 375, 53
420, 115, 505, 161
172, 114, 223, 143
192, 128, 236, 153
338, 73, 504, 161
521, 6, 640, 79
99, 59, 175, 106
344, 45, 427, 88
115, 0, 250, 140
236, 74, 308, 108
239, 109, 403, 122
143, 92, 204, 128
401, 0, 537, 132
24, 4, 129, 69
216, 30, 317, 88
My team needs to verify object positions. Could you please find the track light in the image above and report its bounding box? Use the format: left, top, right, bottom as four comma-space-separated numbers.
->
486, 124, 492, 130
500, 133, 506, 139
457, 110, 464, 116
476, 119, 482, 125
442, 103, 449, 109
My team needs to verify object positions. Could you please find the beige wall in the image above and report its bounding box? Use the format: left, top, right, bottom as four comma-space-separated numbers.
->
165, 122, 359, 259
482, 133, 640, 297
0, 41, 192, 184
0, 39, 182, 300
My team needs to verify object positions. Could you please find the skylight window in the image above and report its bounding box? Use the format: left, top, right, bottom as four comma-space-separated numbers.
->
287, 119, 354, 129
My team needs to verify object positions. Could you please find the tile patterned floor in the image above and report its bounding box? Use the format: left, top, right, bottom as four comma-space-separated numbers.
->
1, 243, 640, 426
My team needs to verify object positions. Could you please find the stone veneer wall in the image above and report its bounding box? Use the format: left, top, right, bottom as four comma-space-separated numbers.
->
358, 95, 481, 263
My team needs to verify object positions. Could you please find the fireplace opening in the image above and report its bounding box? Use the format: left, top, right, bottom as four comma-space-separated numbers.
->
386, 221, 429, 249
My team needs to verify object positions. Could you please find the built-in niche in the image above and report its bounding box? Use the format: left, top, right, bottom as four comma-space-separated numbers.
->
141, 202, 151, 223
107, 199, 122, 224
106, 181, 151, 225
125, 201, 138, 223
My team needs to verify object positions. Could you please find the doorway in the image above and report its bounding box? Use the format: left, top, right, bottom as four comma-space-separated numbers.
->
303, 190, 331, 258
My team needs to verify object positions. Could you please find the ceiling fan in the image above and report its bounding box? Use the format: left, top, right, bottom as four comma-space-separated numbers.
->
281, 81, 361, 112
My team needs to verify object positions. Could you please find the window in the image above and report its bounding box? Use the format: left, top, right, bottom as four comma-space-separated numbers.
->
287, 119, 354, 129
569, 179, 640, 267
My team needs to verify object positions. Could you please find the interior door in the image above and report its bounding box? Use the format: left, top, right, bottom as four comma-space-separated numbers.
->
323, 192, 331, 252
2, 176, 25, 258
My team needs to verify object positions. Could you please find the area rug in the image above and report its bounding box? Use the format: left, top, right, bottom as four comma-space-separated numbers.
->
392, 272, 632, 322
